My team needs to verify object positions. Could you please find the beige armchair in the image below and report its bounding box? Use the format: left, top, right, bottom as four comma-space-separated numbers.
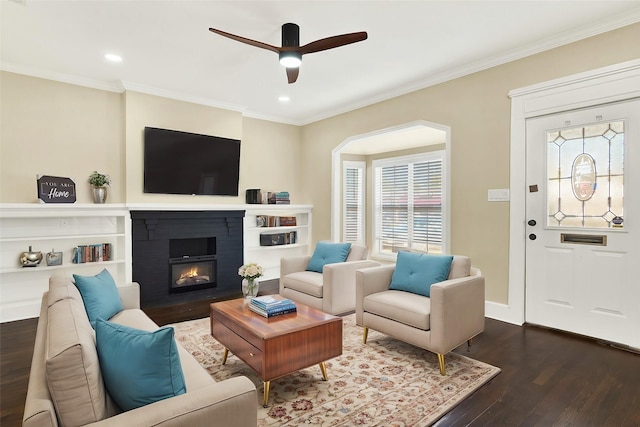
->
280, 244, 380, 315
355, 255, 484, 375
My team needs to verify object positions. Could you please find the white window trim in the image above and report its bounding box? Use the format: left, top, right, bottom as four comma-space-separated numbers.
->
371, 151, 447, 261
331, 120, 451, 258
342, 160, 366, 244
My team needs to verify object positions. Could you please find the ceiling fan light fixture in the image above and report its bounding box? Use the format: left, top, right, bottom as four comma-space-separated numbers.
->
279, 51, 302, 68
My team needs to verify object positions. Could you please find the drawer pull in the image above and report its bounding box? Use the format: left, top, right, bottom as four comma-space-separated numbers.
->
249, 352, 254, 357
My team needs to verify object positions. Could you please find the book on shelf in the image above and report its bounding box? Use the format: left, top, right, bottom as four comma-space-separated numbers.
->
248, 301, 297, 318
256, 215, 297, 227
72, 243, 112, 264
266, 191, 291, 204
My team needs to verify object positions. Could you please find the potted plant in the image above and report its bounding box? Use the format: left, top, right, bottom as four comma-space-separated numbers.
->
88, 171, 111, 204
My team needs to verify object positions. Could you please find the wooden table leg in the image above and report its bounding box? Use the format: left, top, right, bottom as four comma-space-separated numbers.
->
319, 361, 328, 381
263, 381, 271, 407
221, 348, 228, 365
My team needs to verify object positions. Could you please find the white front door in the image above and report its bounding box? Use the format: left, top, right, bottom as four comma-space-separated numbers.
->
525, 100, 640, 349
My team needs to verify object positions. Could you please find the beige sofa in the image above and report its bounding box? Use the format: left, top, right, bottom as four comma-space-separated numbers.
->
356, 255, 485, 375
23, 274, 257, 427
280, 244, 380, 315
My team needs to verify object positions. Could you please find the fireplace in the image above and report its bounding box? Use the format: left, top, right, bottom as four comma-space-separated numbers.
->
169, 255, 217, 293
131, 210, 244, 308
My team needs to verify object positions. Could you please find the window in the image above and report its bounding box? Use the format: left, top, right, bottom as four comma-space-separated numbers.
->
373, 152, 445, 258
343, 161, 365, 244
546, 120, 624, 229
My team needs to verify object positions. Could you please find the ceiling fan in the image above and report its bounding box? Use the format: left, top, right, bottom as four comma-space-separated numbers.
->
209, 23, 368, 84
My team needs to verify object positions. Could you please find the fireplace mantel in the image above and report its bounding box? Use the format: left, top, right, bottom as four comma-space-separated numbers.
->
131, 210, 244, 308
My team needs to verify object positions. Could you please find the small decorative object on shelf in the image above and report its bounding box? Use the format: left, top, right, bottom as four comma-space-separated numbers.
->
238, 262, 263, 299
88, 171, 111, 204
19, 246, 43, 267
36, 175, 77, 204
45, 249, 63, 266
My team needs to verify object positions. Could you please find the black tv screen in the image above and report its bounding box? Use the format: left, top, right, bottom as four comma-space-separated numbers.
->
143, 127, 240, 196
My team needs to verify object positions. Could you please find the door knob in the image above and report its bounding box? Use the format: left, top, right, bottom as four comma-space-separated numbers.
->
529, 234, 537, 240
528, 219, 536, 226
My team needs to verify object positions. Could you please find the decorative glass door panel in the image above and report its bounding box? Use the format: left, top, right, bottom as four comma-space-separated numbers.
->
546, 120, 624, 229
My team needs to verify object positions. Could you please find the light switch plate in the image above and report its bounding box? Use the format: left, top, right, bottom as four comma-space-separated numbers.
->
488, 189, 510, 202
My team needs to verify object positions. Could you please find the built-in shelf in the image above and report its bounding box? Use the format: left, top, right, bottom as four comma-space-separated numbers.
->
0, 204, 131, 323
243, 205, 312, 281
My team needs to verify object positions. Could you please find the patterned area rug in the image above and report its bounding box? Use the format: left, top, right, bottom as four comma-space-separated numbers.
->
171, 314, 500, 426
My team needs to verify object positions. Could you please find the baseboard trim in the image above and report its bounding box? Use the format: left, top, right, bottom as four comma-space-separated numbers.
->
485, 300, 523, 326
1, 300, 40, 323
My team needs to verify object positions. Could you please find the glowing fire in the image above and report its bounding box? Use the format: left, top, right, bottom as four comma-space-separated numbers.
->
180, 268, 199, 279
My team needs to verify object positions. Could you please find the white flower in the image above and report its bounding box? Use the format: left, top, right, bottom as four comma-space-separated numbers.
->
238, 262, 264, 280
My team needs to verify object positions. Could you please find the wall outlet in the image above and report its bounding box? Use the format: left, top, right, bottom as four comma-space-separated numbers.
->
488, 189, 510, 202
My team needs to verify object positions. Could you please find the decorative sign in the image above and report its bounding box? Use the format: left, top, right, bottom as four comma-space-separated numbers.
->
571, 154, 597, 201
37, 175, 76, 204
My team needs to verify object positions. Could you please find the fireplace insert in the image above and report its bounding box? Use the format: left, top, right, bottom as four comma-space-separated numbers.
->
168, 255, 217, 294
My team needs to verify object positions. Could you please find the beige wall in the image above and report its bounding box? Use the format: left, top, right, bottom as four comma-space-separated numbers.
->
0, 81, 301, 205
123, 91, 243, 204
0, 72, 124, 203
302, 23, 640, 304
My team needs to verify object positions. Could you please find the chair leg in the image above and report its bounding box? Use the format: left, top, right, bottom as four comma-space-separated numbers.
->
363, 327, 368, 344
437, 353, 446, 375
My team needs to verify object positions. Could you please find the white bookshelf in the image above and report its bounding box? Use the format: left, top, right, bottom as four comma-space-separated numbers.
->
243, 205, 312, 281
0, 204, 132, 322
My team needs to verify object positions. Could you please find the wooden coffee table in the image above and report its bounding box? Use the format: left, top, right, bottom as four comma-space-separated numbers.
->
210, 297, 343, 407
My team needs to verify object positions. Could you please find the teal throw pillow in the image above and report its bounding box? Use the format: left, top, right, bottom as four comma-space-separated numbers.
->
95, 318, 187, 411
306, 242, 352, 273
389, 251, 454, 297
73, 269, 123, 328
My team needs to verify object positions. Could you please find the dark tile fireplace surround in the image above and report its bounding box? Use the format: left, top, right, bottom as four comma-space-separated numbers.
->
131, 210, 244, 308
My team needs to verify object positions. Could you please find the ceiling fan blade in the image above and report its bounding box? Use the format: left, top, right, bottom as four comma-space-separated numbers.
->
209, 28, 280, 54
299, 31, 368, 55
286, 67, 299, 84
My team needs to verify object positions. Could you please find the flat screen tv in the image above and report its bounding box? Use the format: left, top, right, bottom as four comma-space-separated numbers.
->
143, 127, 241, 196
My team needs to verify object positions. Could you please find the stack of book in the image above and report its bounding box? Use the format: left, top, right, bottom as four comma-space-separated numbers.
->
275, 192, 290, 204
248, 295, 297, 318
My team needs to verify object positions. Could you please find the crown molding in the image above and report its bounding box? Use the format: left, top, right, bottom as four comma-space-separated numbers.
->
296, 9, 640, 125
119, 81, 301, 126
0, 62, 124, 93
3, 9, 639, 127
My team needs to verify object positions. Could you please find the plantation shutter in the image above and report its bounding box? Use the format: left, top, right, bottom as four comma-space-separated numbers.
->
374, 153, 443, 255
412, 160, 443, 250
343, 161, 365, 244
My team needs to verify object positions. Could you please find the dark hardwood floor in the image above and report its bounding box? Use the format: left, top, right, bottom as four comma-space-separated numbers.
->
2, 281, 639, 426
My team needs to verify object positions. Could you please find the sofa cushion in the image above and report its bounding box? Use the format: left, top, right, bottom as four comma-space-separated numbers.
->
73, 269, 123, 328
389, 251, 453, 297
48, 274, 84, 307
448, 255, 471, 279
95, 319, 187, 411
282, 271, 324, 297
307, 242, 351, 273
364, 290, 431, 330
46, 298, 111, 426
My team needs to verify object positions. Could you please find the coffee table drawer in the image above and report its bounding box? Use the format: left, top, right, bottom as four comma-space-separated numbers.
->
212, 321, 263, 375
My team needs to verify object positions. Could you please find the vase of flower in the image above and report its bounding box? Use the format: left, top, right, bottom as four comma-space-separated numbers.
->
241, 277, 260, 299
238, 262, 264, 300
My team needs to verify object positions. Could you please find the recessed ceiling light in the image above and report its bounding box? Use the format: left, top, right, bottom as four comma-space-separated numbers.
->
104, 53, 122, 62
278, 96, 290, 102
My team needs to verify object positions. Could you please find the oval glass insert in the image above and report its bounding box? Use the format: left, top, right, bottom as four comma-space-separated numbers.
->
571, 153, 597, 201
